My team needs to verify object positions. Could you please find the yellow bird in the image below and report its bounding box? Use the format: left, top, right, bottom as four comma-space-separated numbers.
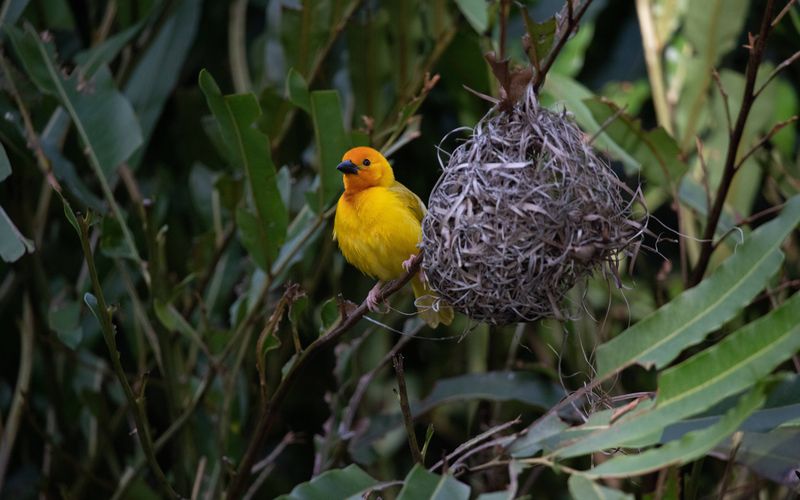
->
333, 147, 453, 328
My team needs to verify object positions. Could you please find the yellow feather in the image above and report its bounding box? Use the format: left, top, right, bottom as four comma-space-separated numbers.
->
334, 147, 453, 327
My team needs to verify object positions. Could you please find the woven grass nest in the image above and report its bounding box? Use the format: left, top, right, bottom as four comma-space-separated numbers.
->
421, 86, 645, 325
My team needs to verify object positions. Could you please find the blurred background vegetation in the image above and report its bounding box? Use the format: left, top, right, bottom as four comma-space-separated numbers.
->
1, 0, 799, 498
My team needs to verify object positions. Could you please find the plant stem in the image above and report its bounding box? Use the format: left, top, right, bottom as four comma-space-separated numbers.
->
393, 354, 423, 464
689, 0, 776, 287
75, 213, 180, 499
532, 0, 594, 91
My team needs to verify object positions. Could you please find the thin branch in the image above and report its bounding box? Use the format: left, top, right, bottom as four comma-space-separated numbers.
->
393, 354, 423, 464
432, 417, 521, 472
689, 0, 777, 286
711, 69, 733, 133
499, 0, 510, 61
587, 103, 628, 145
532, 0, 594, 91
734, 116, 799, 169
771, 0, 798, 27
713, 201, 787, 249
225, 254, 424, 499
754, 49, 800, 98
73, 211, 180, 499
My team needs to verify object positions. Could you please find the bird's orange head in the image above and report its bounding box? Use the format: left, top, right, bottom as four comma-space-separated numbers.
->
337, 147, 395, 193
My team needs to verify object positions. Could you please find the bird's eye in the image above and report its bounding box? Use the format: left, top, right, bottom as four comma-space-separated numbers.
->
362, 159, 371, 167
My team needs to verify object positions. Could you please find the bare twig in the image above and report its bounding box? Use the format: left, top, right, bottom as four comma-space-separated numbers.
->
771, 0, 798, 27
754, 50, 800, 99
225, 255, 424, 499
734, 116, 799, 169
190, 456, 207, 500
243, 433, 298, 500
393, 354, 423, 464
499, 0, 510, 61
711, 69, 733, 133
432, 417, 521, 472
532, 0, 594, 91
587, 102, 628, 145
689, 0, 777, 286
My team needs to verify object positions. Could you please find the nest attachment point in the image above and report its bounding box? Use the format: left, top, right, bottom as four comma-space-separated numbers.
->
421, 86, 645, 325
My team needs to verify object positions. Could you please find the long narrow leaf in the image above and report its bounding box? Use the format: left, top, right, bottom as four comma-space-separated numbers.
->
595, 194, 800, 378
585, 385, 766, 478
557, 290, 800, 457
275, 464, 378, 500
199, 70, 288, 269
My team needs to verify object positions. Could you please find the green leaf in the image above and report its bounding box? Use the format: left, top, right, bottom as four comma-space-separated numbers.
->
310, 90, 350, 211
521, 11, 556, 69
286, 68, 310, 113
319, 297, 340, 333
6, 26, 143, 177
0, 142, 10, 182
556, 290, 800, 458
276, 464, 378, 500
586, 385, 767, 478
454, 0, 488, 33
430, 475, 471, 500
235, 207, 270, 271
0, 205, 34, 262
0, 0, 30, 29
200, 69, 288, 268
75, 18, 146, 78
83, 292, 101, 321
397, 465, 443, 500
583, 97, 687, 187
568, 475, 633, 500
595, 195, 800, 378
60, 193, 81, 235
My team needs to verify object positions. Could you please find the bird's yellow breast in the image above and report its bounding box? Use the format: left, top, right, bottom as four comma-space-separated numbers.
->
334, 186, 422, 281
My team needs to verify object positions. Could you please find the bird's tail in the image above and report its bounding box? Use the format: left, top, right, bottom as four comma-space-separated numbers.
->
411, 274, 454, 328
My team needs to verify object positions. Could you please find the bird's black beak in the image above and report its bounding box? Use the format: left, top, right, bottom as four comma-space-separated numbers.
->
337, 159, 359, 175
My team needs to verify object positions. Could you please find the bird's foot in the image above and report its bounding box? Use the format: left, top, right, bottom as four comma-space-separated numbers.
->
402, 254, 417, 273
366, 282, 384, 312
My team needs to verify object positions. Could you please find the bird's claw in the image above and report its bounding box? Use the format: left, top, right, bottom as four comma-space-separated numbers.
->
402, 255, 417, 273
366, 284, 383, 312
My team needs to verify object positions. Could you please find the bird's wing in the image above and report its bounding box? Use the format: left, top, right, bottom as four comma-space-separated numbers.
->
388, 181, 427, 222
